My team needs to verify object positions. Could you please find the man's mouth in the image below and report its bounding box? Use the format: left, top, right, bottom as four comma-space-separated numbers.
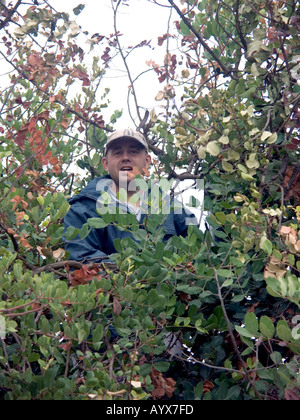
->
120, 166, 133, 171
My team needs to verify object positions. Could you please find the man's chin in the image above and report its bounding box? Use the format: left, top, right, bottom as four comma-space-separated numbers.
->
118, 171, 135, 185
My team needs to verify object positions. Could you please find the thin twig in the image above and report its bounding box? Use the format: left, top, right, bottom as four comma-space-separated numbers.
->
167, 0, 234, 78
2, 305, 49, 318
0, 0, 22, 30
0, 338, 11, 373
64, 345, 71, 378
112, 0, 142, 124
213, 267, 263, 400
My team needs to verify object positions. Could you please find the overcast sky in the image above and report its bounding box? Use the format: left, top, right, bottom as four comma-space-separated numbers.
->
50, 0, 204, 224
50, 0, 176, 128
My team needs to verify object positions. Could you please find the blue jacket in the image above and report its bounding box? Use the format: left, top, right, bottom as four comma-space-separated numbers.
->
63, 175, 196, 262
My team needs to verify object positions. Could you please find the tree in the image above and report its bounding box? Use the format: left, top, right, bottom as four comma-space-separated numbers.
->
0, 0, 300, 400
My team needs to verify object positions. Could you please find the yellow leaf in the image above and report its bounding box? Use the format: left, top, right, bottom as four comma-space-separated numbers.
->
219, 135, 229, 144
227, 148, 240, 161
251, 63, 260, 77
197, 146, 206, 159
280, 226, 291, 235
261, 131, 272, 141
266, 133, 277, 144
249, 127, 260, 136
181, 69, 190, 78
175, 126, 187, 135
150, 109, 157, 122
52, 248, 66, 260
241, 172, 254, 181
245, 157, 259, 169
206, 141, 220, 156
222, 160, 234, 172
155, 91, 164, 101
130, 380, 142, 388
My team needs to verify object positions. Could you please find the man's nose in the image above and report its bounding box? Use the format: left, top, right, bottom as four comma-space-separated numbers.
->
121, 150, 130, 160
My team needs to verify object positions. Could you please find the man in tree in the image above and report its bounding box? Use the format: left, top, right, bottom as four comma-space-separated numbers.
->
63, 129, 196, 263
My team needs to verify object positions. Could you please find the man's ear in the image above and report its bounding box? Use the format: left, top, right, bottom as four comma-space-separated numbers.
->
145, 154, 152, 168
102, 156, 109, 171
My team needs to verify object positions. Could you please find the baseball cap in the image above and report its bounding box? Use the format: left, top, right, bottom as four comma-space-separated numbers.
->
106, 129, 148, 152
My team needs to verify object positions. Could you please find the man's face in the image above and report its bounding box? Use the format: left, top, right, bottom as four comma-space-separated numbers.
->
102, 138, 151, 191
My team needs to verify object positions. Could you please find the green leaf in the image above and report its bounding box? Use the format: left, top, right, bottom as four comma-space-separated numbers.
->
154, 361, 170, 373
244, 312, 258, 336
235, 325, 253, 338
222, 278, 233, 287
37, 195, 44, 206
141, 250, 156, 265
79, 223, 90, 239
73, 4, 85, 16
259, 316, 275, 338
64, 226, 80, 240
217, 268, 233, 278
270, 351, 282, 364
194, 382, 203, 399
232, 294, 245, 302
90, 153, 101, 167
147, 289, 159, 305
215, 212, 226, 224
241, 346, 254, 356
64, 324, 76, 340
5, 320, 18, 334
99, 277, 112, 292
259, 236, 272, 256
92, 324, 103, 343
276, 320, 291, 341
57, 201, 70, 219
87, 217, 108, 229
139, 363, 152, 376
13, 262, 23, 279
40, 317, 50, 334
78, 328, 87, 343
180, 20, 191, 36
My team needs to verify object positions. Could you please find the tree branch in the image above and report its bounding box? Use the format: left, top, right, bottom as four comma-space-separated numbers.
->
167, 0, 235, 78
0, 0, 22, 30
213, 267, 263, 400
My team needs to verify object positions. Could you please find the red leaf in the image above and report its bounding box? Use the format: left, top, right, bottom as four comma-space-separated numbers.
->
59, 341, 72, 351
150, 368, 176, 400
285, 388, 300, 400
68, 264, 102, 287
113, 298, 122, 315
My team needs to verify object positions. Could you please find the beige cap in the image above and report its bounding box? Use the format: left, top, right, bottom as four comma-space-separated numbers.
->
106, 129, 148, 152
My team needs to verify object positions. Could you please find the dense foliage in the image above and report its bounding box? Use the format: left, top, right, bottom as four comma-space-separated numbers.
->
0, 0, 300, 400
